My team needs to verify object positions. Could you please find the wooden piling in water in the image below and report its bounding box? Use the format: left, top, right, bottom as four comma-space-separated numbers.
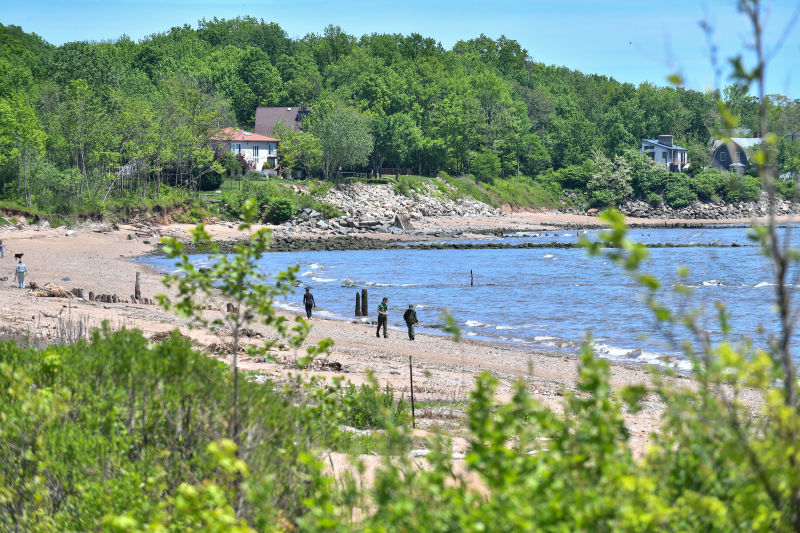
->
135, 272, 141, 301
361, 289, 368, 317
355, 291, 361, 316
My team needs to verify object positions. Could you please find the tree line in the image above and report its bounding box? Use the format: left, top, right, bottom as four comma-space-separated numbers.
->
1, 18, 799, 215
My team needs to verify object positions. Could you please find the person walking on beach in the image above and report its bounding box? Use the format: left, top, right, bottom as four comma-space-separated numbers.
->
0, 240, 4, 258
303, 287, 316, 319
376, 297, 389, 338
403, 304, 418, 340
15, 258, 27, 288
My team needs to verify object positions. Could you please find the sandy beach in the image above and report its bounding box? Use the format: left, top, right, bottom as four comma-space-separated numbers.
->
0, 211, 774, 454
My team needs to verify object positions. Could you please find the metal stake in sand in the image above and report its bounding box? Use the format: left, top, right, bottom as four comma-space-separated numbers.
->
409, 355, 416, 429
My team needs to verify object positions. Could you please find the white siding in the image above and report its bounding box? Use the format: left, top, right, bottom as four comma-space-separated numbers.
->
228, 141, 278, 169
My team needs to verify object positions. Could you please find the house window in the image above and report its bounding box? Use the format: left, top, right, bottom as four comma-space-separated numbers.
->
233, 143, 241, 154
720, 151, 727, 162
252, 145, 259, 158
735, 151, 741, 162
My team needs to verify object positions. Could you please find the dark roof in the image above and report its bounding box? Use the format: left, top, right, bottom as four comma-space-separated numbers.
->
254, 107, 309, 137
641, 139, 688, 151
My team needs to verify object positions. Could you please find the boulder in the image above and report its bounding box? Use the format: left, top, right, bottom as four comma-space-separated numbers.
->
392, 213, 415, 231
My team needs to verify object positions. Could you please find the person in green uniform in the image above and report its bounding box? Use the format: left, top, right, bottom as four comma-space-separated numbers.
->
376, 297, 389, 338
403, 304, 418, 340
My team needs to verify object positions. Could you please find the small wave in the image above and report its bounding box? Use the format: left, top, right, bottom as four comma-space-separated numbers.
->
311, 276, 337, 283
466, 332, 477, 336
300, 270, 313, 277
562, 233, 573, 237
465, 320, 485, 327
702, 279, 723, 286
534, 335, 558, 341
495, 325, 516, 330
591, 342, 632, 358
754, 281, 773, 287
543, 253, 555, 259
309, 263, 322, 270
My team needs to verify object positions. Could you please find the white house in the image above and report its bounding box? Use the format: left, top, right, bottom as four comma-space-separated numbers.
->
640, 135, 689, 172
212, 127, 280, 174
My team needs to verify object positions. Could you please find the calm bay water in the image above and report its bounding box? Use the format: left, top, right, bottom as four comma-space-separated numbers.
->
138, 226, 800, 369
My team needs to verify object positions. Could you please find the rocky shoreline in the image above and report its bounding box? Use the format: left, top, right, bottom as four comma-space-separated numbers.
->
619, 191, 800, 219
258, 182, 800, 252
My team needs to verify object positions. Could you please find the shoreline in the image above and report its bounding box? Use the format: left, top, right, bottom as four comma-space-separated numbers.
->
0, 212, 778, 455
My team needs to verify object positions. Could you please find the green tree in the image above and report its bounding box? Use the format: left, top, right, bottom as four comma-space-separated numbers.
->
586, 149, 633, 206
274, 121, 322, 177
471, 149, 501, 183
307, 106, 373, 179
0, 91, 46, 206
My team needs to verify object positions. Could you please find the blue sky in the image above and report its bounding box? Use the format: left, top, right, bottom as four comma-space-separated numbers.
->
2, 0, 799, 97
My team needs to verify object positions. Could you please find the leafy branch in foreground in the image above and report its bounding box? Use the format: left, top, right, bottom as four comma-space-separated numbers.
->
157, 198, 332, 442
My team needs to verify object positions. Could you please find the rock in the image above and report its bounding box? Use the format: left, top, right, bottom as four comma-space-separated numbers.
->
315, 221, 330, 230
392, 213, 415, 230
66, 230, 77, 237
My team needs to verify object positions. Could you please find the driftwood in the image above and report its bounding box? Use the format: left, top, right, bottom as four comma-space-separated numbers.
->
32, 283, 76, 298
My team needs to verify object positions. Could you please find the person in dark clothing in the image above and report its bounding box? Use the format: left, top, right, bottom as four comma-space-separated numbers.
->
303, 287, 316, 319
376, 297, 389, 338
403, 304, 418, 340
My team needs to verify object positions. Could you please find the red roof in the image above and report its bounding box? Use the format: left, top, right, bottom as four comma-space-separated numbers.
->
212, 127, 278, 142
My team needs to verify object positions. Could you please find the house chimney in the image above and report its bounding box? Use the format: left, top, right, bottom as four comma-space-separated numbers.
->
658, 135, 673, 146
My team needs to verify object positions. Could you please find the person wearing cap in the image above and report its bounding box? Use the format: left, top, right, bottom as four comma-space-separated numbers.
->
403, 304, 418, 340
376, 297, 389, 338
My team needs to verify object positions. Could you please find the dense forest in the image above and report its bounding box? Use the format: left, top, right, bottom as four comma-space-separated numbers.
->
1, 17, 799, 216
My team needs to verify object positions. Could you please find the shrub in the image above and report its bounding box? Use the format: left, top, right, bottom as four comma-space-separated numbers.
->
393, 176, 411, 197
723, 172, 761, 203
340, 381, 409, 430
198, 172, 223, 191
266, 198, 294, 223
663, 182, 696, 209
662, 173, 697, 209
647, 192, 663, 206
555, 163, 592, 189
777, 179, 796, 200
691, 169, 725, 201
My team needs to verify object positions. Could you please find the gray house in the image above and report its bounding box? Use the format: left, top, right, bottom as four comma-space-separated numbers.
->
640, 135, 689, 172
711, 137, 763, 173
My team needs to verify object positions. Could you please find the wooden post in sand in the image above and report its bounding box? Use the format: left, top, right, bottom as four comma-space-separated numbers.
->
135, 272, 141, 301
355, 291, 361, 316
361, 288, 368, 317
409, 355, 416, 429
